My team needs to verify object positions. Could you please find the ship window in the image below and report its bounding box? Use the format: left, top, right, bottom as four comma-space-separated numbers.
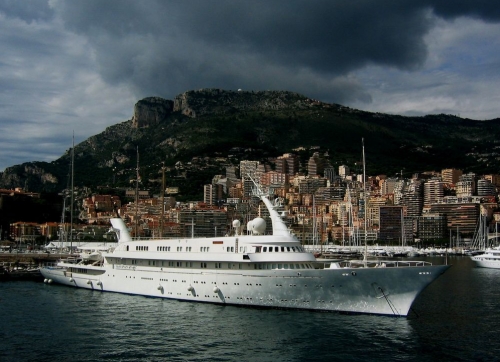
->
278, 264, 282, 269
126, 246, 129, 251
231, 247, 234, 252
290, 264, 294, 269
275, 247, 279, 252
284, 264, 288, 269
287, 247, 291, 252
292, 247, 296, 252
256, 246, 261, 253
263, 247, 267, 252
269, 247, 273, 252
301, 264, 305, 268
272, 264, 276, 269
228, 263, 232, 269
281, 247, 285, 252
239, 263, 242, 269
295, 264, 300, 269
258, 264, 263, 269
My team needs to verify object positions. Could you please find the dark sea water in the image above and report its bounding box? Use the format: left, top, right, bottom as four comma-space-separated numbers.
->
1, 256, 499, 362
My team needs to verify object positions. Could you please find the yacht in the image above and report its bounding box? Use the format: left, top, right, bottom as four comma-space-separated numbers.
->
470, 247, 500, 269
41, 185, 450, 317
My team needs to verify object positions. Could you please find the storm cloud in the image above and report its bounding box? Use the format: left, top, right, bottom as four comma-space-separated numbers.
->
1, 0, 500, 170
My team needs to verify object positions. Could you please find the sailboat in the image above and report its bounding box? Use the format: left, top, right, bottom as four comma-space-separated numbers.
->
44, 136, 75, 253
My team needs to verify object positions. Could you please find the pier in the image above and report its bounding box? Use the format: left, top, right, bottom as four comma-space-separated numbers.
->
0, 251, 73, 282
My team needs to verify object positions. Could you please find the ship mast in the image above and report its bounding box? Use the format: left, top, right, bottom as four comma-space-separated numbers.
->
160, 162, 166, 238
135, 146, 139, 239
70, 132, 74, 254
362, 138, 368, 263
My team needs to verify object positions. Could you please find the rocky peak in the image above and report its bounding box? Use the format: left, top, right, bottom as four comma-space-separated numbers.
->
173, 88, 321, 118
131, 97, 174, 128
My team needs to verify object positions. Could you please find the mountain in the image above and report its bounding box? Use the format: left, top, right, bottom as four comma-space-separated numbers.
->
1, 88, 500, 198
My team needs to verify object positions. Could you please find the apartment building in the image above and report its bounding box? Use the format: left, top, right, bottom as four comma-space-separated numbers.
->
424, 178, 444, 206
441, 168, 463, 185
417, 214, 447, 241
428, 202, 480, 235
275, 153, 299, 176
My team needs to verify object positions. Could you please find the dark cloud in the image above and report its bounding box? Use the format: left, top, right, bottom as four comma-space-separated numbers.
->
49, 0, 500, 105
424, 0, 500, 21
0, 0, 499, 170
0, 0, 53, 22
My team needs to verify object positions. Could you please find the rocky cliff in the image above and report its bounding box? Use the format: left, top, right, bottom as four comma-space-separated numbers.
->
132, 97, 174, 128
172, 88, 333, 118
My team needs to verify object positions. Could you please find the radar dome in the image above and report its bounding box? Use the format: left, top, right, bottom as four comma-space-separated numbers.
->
249, 217, 266, 235
232, 220, 241, 228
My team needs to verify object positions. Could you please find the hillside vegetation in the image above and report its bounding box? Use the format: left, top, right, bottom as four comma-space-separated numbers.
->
1, 89, 500, 199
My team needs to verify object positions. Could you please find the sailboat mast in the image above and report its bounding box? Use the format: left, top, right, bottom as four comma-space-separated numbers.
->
362, 138, 368, 262
160, 163, 165, 238
135, 146, 139, 239
70, 132, 74, 253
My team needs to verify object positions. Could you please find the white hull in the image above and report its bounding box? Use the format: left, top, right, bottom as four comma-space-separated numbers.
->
41, 262, 449, 316
471, 248, 500, 269
472, 260, 500, 269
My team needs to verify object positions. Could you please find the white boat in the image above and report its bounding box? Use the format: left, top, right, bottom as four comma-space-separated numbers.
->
470, 247, 500, 269
41, 184, 450, 317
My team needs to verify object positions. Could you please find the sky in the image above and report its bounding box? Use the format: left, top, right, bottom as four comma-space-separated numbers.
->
1, 0, 500, 172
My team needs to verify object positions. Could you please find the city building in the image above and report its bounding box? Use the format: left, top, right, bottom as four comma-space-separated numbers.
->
477, 178, 496, 196
441, 168, 463, 185
456, 173, 477, 197
428, 202, 480, 235
338, 165, 350, 179
307, 152, 325, 176
275, 153, 299, 176
417, 214, 447, 241
379, 206, 413, 245
424, 178, 444, 206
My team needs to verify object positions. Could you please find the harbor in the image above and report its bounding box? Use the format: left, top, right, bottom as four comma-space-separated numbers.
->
1, 255, 499, 362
